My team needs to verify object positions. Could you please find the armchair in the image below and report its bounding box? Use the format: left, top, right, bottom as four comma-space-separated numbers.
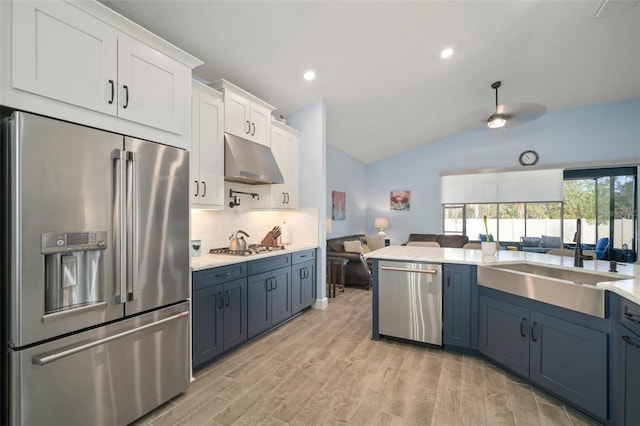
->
594, 237, 609, 260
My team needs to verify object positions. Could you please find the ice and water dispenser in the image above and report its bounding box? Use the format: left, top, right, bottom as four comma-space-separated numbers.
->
42, 231, 107, 314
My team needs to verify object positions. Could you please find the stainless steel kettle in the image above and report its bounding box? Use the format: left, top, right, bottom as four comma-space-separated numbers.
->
229, 230, 250, 251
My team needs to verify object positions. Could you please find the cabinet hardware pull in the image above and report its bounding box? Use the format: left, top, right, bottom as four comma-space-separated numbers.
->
218, 292, 224, 309
622, 335, 640, 349
246, 120, 250, 134
216, 271, 231, 277
202, 181, 206, 197
520, 318, 527, 337
266, 278, 272, 292
108, 79, 114, 104
273, 278, 278, 290
32, 311, 188, 365
531, 322, 538, 342
447, 271, 451, 287
194, 180, 199, 197
282, 192, 286, 204
624, 312, 640, 324
123, 85, 129, 109
251, 122, 255, 136
286, 192, 290, 204
224, 290, 231, 307
380, 266, 438, 274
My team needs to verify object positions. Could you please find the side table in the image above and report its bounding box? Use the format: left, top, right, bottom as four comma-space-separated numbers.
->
326, 256, 348, 298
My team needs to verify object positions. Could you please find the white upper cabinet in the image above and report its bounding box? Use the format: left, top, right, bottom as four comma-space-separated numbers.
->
209, 79, 275, 147
254, 121, 300, 210
117, 33, 189, 135
12, 1, 119, 116
191, 81, 224, 209
4, 0, 202, 149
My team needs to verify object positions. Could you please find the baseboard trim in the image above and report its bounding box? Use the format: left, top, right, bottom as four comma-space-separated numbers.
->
312, 298, 328, 310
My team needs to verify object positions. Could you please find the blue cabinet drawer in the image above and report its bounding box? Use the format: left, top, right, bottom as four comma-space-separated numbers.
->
619, 297, 640, 336
292, 249, 315, 265
193, 263, 247, 290
248, 254, 291, 276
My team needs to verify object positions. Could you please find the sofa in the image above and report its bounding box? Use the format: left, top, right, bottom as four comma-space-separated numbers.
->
405, 233, 469, 248
326, 234, 379, 288
518, 235, 562, 253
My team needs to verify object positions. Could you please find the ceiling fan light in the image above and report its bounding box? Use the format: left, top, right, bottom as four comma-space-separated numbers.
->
487, 114, 506, 129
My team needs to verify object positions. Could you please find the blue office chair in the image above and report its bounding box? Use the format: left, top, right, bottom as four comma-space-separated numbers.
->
594, 237, 609, 260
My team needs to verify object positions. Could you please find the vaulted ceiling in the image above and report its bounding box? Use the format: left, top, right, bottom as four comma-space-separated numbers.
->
100, 0, 640, 163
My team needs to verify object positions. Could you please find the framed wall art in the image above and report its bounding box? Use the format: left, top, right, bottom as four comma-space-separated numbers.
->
332, 190, 346, 220
390, 190, 410, 211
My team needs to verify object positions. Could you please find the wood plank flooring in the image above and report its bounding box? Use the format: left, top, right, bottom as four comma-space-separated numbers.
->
131, 288, 600, 426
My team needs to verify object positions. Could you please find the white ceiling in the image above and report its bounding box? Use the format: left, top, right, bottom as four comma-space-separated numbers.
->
99, 0, 640, 164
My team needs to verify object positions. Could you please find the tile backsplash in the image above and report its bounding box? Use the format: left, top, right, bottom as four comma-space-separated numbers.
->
191, 206, 319, 252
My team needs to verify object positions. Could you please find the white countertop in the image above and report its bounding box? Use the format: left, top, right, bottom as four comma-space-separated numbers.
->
191, 243, 319, 271
365, 245, 640, 306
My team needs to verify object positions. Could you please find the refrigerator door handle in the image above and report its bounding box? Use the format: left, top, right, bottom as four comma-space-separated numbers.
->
113, 149, 128, 304
31, 311, 189, 366
128, 151, 139, 301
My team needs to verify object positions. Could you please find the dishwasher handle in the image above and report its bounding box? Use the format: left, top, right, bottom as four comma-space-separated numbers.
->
380, 266, 439, 274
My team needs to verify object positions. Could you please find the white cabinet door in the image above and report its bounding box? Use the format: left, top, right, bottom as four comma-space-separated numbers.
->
283, 130, 299, 208
249, 103, 271, 147
191, 82, 224, 209
12, 1, 118, 115
254, 123, 299, 210
117, 34, 189, 134
224, 91, 251, 138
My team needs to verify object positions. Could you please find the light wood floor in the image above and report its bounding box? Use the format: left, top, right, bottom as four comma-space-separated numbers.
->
131, 287, 599, 426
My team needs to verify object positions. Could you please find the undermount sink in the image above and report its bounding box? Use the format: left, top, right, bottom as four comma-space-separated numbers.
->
477, 262, 631, 318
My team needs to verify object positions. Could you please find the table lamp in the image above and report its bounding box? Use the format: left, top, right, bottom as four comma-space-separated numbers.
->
374, 217, 389, 237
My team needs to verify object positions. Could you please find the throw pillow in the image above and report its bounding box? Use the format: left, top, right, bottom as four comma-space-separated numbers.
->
541, 235, 561, 248
365, 236, 385, 251
361, 243, 371, 253
520, 237, 542, 247
343, 240, 364, 254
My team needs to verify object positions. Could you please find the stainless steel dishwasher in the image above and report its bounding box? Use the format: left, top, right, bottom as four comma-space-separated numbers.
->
378, 260, 442, 345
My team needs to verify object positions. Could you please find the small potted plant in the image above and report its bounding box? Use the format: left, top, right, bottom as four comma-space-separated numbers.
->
482, 215, 497, 256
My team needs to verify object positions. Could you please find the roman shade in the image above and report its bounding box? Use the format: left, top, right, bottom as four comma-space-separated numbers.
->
441, 169, 564, 203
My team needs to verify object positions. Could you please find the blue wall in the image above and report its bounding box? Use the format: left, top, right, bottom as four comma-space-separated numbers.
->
326, 145, 368, 237
326, 99, 639, 244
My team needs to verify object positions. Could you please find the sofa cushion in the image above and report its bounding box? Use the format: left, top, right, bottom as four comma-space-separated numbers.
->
365, 236, 385, 251
541, 235, 561, 248
407, 233, 438, 243
520, 237, 542, 247
436, 235, 470, 248
344, 240, 364, 254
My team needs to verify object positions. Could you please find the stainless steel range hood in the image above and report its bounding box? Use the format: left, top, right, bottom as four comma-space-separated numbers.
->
224, 133, 284, 185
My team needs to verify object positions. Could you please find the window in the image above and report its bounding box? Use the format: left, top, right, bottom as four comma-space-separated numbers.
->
564, 167, 637, 261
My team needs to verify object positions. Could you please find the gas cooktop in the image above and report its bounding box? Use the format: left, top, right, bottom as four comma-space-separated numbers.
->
209, 244, 285, 256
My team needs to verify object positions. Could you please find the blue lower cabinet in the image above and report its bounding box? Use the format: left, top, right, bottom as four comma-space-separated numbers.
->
247, 266, 292, 339
192, 274, 248, 369
292, 260, 315, 315
617, 325, 640, 425
443, 264, 477, 350
479, 293, 608, 421
479, 295, 530, 377
529, 311, 607, 420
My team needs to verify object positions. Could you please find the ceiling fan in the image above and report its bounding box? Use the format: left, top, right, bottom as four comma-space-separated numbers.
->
457, 81, 547, 131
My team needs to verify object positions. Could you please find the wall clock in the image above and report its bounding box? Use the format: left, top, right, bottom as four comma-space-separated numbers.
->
519, 150, 539, 166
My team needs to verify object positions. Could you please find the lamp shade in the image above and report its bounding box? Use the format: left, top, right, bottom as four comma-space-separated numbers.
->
374, 217, 389, 229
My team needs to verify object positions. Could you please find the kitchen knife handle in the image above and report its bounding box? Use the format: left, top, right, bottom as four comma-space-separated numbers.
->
129, 151, 139, 301
108, 79, 114, 104
113, 150, 127, 304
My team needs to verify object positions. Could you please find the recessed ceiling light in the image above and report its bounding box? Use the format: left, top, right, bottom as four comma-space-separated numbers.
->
303, 70, 316, 81
440, 48, 454, 59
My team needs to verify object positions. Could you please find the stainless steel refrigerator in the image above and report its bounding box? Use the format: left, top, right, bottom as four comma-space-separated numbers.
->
1, 111, 191, 425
